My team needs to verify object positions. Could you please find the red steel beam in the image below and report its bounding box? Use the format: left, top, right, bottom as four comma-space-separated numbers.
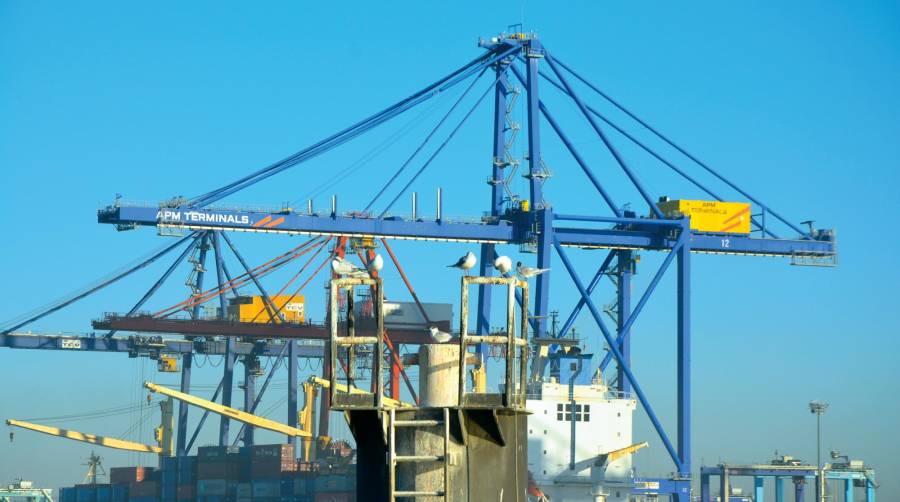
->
92, 315, 436, 345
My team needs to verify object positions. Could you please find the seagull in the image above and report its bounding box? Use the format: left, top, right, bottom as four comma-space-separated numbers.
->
332, 256, 369, 278
517, 261, 550, 279
448, 251, 477, 275
367, 254, 384, 275
493, 255, 512, 275
429, 326, 452, 343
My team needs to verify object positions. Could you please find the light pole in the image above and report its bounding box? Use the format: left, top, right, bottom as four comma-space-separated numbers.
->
809, 400, 829, 502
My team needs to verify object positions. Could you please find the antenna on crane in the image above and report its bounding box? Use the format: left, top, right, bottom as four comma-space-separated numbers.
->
82, 452, 106, 485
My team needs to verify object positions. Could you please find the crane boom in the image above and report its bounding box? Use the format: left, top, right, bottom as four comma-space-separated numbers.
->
145, 381, 310, 437
6, 419, 162, 454
602, 441, 650, 465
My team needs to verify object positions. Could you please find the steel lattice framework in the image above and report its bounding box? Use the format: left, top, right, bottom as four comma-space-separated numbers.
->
1, 31, 836, 500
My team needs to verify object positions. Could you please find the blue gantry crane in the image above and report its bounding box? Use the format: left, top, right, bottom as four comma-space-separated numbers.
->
2, 29, 835, 501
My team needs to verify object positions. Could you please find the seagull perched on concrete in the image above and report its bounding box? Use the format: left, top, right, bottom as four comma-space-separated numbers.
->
332, 256, 369, 278
516, 261, 550, 279
429, 326, 452, 343
493, 255, 513, 275
448, 251, 477, 275
367, 254, 384, 275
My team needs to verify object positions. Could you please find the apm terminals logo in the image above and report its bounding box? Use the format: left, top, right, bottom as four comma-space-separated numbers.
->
156, 210, 250, 225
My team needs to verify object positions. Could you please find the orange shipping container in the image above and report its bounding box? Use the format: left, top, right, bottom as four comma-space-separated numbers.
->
227, 295, 305, 323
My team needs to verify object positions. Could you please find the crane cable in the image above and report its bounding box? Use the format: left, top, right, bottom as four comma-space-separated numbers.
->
292, 88, 453, 208
153, 237, 321, 317
365, 65, 489, 212
246, 237, 332, 323
379, 73, 501, 217
187, 47, 518, 208
0, 233, 197, 334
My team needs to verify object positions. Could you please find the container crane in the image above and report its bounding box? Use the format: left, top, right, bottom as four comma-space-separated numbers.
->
6, 398, 174, 456
0, 29, 839, 501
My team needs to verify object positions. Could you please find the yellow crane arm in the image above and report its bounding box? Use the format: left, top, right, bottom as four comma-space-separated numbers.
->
310, 377, 413, 408
603, 441, 649, 465
6, 419, 161, 454
144, 381, 310, 437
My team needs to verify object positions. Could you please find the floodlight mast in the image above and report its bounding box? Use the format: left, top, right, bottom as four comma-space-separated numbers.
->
809, 400, 829, 502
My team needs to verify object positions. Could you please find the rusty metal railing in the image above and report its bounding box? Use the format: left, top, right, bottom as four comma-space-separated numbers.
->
329, 277, 384, 410
458, 276, 529, 409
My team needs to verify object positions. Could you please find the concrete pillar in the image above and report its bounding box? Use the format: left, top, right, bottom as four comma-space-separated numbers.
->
419, 344, 461, 407
776, 477, 784, 502
755, 476, 765, 502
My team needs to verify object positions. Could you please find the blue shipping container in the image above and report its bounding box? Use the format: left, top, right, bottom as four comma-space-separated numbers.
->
111, 485, 128, 502
75, 486, 95, 502
59, 487, 76, 502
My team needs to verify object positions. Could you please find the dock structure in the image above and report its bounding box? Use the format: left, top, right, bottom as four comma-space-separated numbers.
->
701, 462, 877, 502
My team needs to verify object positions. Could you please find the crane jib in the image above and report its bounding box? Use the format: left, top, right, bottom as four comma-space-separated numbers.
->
99, 204, 836, 259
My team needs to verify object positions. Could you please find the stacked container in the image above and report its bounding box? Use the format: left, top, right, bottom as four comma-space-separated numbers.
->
62, 484, 128, 502
56, 443, 355, 502
248, 443, 296, 502
176, 456, 197, 501
159, 457, 177, 502
196, 445, 243, 501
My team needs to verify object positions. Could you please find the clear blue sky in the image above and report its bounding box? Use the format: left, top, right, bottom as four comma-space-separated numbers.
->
1, 1, 898, 499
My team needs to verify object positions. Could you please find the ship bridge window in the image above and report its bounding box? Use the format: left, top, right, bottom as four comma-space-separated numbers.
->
556, 403, 590, 422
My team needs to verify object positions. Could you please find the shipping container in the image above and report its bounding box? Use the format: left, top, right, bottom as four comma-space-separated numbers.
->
197, 445, 241, 462
197, 479, 237, 497
59, 487, 76, 502
380, 301, 452, 332
74, 485, 94, 502
159, 456, 178, 471
251, 443, 295, 460
314, 492, 353, 502
313, 475, 351, 492
128, 481, 159, 498
252, 480, 281, 498
197, 460, 242, 479
196, 495, 236, 502
250, 458, 296, 477
110, 466, 155, 484
293, 475, 311, 496
228, 295, 305, 323
161, 482, 176, 500
177, 456, 197, 484
110, 485, 128, 502
176, 484, 196, 501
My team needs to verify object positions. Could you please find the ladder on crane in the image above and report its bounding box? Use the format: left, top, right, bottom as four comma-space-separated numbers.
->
387, 407, 451, 501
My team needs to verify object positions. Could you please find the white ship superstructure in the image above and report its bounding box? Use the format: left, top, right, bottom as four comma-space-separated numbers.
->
526, 356, 639, 502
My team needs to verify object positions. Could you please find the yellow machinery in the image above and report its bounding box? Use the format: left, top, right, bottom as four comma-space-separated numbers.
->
298, 377, 413, 462
227, 295, 305, 323
597, 441, 649, 468
308, 376, 412, 409
657, 199, 751, 234
7, 398, 174, 456
298, 380, 322, 462
157, 355, 177, 372
144, 381, 310, 438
